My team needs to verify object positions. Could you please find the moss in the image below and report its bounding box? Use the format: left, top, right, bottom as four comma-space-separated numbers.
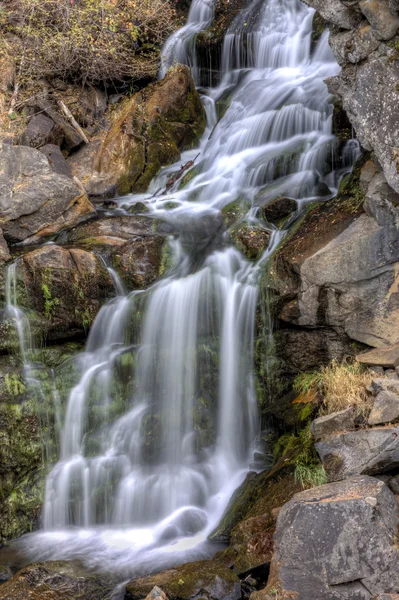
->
230, 223, 270, 260
221, 198, 251, 228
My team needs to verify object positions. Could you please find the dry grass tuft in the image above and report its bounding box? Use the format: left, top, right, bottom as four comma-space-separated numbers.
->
294, 359, 373, 416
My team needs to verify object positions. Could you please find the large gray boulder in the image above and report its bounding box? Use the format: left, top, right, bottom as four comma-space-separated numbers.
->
311, 407, 356, 440
0, 144, 95, 244
260, 476, 399, 600
302, 0, 361, 29
296, 213, 399, 347
315, 426, 399, 480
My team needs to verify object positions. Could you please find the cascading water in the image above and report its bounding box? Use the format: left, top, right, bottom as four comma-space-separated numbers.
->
14, 0, 350, 581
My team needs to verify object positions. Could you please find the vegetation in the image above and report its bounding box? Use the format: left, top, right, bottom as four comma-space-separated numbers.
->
0, 0, 179, 86
273, 424, 328, 490
294, 359, 372, 416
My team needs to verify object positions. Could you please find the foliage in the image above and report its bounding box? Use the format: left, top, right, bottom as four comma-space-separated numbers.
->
41, 269, 59, 320
273, 424, 327, 490
294, 359, 372, 417
1, 0, 178, 85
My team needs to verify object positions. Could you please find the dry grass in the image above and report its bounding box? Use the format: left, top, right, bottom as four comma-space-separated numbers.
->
294, 359, 373, 417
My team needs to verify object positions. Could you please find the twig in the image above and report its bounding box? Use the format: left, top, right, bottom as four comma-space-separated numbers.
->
57, 99, 89, 144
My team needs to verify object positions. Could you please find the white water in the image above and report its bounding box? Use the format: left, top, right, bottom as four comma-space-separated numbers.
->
11, 0, 350, 580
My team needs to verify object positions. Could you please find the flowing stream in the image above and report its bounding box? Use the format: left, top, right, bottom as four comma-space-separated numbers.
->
9, 0, 351, 581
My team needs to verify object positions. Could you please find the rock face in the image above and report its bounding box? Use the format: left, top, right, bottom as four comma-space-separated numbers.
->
315, 427, 399, 481
304, 0, 399, 194
0, 561, 114, 600
17, 245, 114, 340
125, 560, 242, 600
262, 476, 399, 600
69, 65, 206, 197
0, 144, 95, 244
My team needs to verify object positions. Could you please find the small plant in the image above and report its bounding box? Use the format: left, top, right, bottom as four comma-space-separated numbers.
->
5, 372, 26, 396
294, 359, 372, 416
41, 270, 59, 320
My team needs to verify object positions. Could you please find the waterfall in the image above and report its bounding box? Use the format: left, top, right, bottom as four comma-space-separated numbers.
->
17, 0, 349, 577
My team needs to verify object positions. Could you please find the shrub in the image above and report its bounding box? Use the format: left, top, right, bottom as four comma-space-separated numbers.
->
1, 0, 178, 85
294, 359, 372, 416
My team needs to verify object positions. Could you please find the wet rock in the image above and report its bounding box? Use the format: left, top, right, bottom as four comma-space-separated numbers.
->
357, 345, 399, 368
315, 426, 399, 481
0, 145, 95, 245
260, 197, 297, 224
230, 224, 270, 260
302, 0, 362, 29
210, 472, 259, 542
125, 560, 241, 600
39, 144, 72, 177
359, 0, 399, 40
19, 113, 64, 148
0, 357, 46, 544
0, 566, 12, 583
0, 561, 114, 599
311, 406, 356, 440
18, 245, 114, 340
262, 476, 399, 600
368, 390, 399, 425
69, 66, 206, 197
64, 216, 170, 290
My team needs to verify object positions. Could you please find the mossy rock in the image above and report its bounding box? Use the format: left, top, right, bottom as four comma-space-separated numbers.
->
230, 224, 270, 260
221, 198, 251, 229
125, 559, 241, 600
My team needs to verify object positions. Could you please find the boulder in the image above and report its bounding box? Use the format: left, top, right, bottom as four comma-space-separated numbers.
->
315, 426, 399, 481
19, 113, 64, 148
0, 145, 95, 245
125, 560, 241, 600
357, 345, 399, 368
364, 172, 399, 227
39, 144, 72, 177
311, 407, 356, 440
68, 65, 206, 197
370, 378, 399, 394
230, 225, 270, 260
329, 25, 380, 66
17, 245, 114, 340
294, 214, 399, 347
302, 0, 362, 29
359, 0, 399, 40
262, 476, 399, 600
64, 216, 170, 289
260, 197, 297, 224
0, 561, 114, 600
368, 390, 399, 425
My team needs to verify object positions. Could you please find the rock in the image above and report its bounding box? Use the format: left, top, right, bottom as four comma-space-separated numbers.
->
375, 595, 399, 600
39, 144, 72, 177
210, 472, 259, 542
0, 561, 114, 599
19, 113, 64, 148
311, 406, 356, 440
51, 81, 108, 135
0, 357, 46, 544
64, 216, 170, 290
329, 25, 380, 66
69, 65, 206, 197
0, 145, 95, 244
18, 245, 114, 341
302, 0, 362, 29
294, 214, 399, 347
389, 474, 399, 494
368, 390, 399, 425
145, 588, 168, 600
357, 345, 399, 368
263, 476, 399, 600
370, 378, 399, 394
315, 426, 399, 481
359, 0, 399, 40
364, 172, 399, 226
0, 566, 12, 583
326, 56, 399, 196
230, 224, 270, 260
37, 98, 85, 153
260, 197, 297, 223
125, 560, 241, 600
